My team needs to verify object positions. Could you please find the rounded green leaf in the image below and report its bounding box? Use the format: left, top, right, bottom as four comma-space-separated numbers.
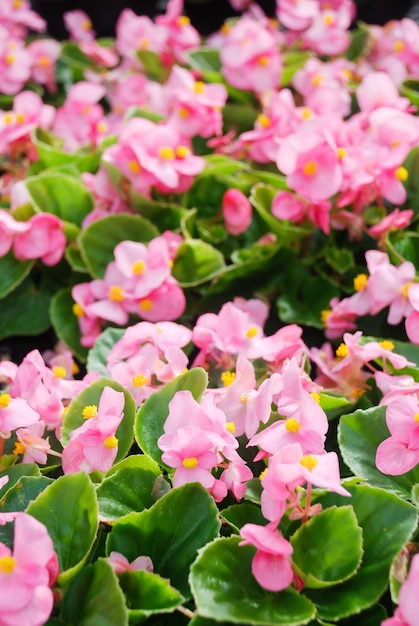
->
0, 475, 53, 512
86, 326, 125, 376
106, 482, 221, 598
97, 454, 163, 522
0, 463, 41, 499
26, 472, 99, 581
291, 506, 363, 588
171, 239, 226, 287
0, 275, 52, 340
62, 558, 129, 626
32, 127, 101, 172
135, 368, 208, 466
79, 214, 159, 279
60, 378, 136, 464
118, 570, 184, 620
220, 503, 266, 533
190, 536, 316, 625
0, 251, 33, 300
50, 287, 89, 362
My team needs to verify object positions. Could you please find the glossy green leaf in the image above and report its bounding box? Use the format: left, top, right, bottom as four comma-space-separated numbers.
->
60, 378, 136, 463
0, 463, 41, 499
220, 502, 266, 533
0, 275, 53, 340
86, 326, 124, 376
79, 214, 159, 279
400, 79, 419, 108
185, 47, 222, 73
190, 536, 316, 625
0, 250, 33, 300
317, 393, 352, 412
62, 558, 129, 626
50, 287, 89, 362
25, 172, 94, 226
277, 276, 340, 329
0, 475, 53, 512
135, 368, 208, 466
338, 406, 419, 499
291, 506, 363, 588
137, 49, 166, 81
118, 570, 184, 620
324, 246, 354, 274
32, 127, 102, 172
106, 482, 221, 598
306, 484, 417, 620
97, 454, 163, 522
171, 239, 226, 287
65, 242, 89, 273
26, 472, 99, 581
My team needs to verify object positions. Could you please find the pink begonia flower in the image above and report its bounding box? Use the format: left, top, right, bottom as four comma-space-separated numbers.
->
0, 392, 40, 437
239, 522, 294, 592
406, 284, 419, 344
113, 238, 172, 299
301, 4, 352, 56
61, 386, 125, 474
152, 346, 189, 383
0, 90, 55, 154
109, 354, 155, 407
0, 0, 46, 36
27, 39, 61, 93
108, 552, 154, 574
220, 17, 282, 93
0, 512, 58, 626
369, 208, 413, 240
115, 9, 166, 65
376, 396, 419, 476
165, 65, 227, 139
222, 188, 253, 235
63, 9, 95, 41
14, 421, 53, 465
356, 72, 411, 114
0, 209, 30, 256
155, 0, 201, 65
382, 553, 419, 626
13, 213, 66, 266
135, 278, 186, 323
366, 255, 415, 325
79, 40, 119, 68
71, 282, 104, 349
276, 0, 318, 31
276, 131, 343, 202
220, 459, 253, 501
0, 29, 31, 95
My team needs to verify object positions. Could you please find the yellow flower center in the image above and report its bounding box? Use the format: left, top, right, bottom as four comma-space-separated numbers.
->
139, 299, 153, 311
226, 421, 236, 433
246, 327, 258, 338
336, 343, 349, 359
194, 81, 205, 94
132, 259, 146, 275
0, 555, 16, 573
323, 13, 335, 26
104, 435, 118, 449
311, 74, 324, 87
52, 366, 66, 378
38, 55, 51, 67
301, 107, 312, 119
13, 441, 26, 456
354, 273, 368, 292
395, 166, 408, 182
16, 113, 26, 124
159, 146, 175, 160
303, 161, 318, 176
311, 392, 320, 404
259, 468, 268, 481
379, 340, 395, 351
128, 160, 140, 174
178, 107, 190, 118
5, 54, 15, 65
240, 393, 249, 404
177, 15, 191, 26
221, 371, 236, 387
139, 37, 149, 49
13, 0, 24, 8
321, 309, 331, 326
97, 121, 108, 134
82, 405, 98, 419
175, 145, 190, 159
337, 147, 347, 160
402, 283, 412, 299
82, 19, 92, 30
393, 40, 405, 53
258, 55, 269, 66
3, 113, 14, 125
132, 374, 148, 387
414, 413, 419, 423
257, 113, 271, 128
72, 303, 84, 317
285, 417, 300, 433
300, 454, 318, 471
182, 457, 199, 468
0, 394, 10, 409
108, 286, 125, 302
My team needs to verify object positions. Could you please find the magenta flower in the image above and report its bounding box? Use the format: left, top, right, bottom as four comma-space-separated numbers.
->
222, 188, 253, 236
0, 512, 58, 626
239, 522, 294, 592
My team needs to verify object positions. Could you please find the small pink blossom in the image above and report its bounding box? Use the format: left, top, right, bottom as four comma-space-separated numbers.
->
108, 552, 154, 574
382, 553, 419, 626
376, 397, 419, 475
64, 9, 95, 42
13, 213, 66, 266
222, 188, 252, 235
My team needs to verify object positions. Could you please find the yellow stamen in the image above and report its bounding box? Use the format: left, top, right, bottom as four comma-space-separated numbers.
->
414, 413, 419, 423
380, 340, 395, 351
3, 113, 14, 125
159, 146, 175, 160
226, 421, 236, 433
132, 259, 146, 274
301, 107, 312, 119
311, 392, 320, 404
221, 371, 236, 387
0, 555, 16, 573
351, 388, 366, 400
323, 13, 335, 26
257, 113, 271, 128
128, 160, 140, 174
337, 147, 347, 160
259, 468, 268, 481
139, 37, 149, 49
303, 161, 318, 176
354, 273, 368, 292
38, 56, 51, 67
240, 393, 249, 404
72, 362, 80, 375
246, 327, 258, 338
402, 283, 412, 299
285, 417, 300, 433
13, 441, 26, 456
82, 105, 91, 115
300, 454, 318, 471
132, 374, 148, 387
13, 0, 24, 8
321, 309, 331, 325
139, 299, 153, 311
258, 56, 269, 67
220, 23, 231, 34
393, 40, 405, 53
97, 121, 108, 134
395, 166, 408, 182
177, 15, 191, 26
311, 74, 324, 87
176, 145, 190, 159
72, 303, 84, 317
5, 55, 15, 65
82, 404, 97, 419
15, 113, 26, 124
104, 435, 118, 449
0, 394, 10, 409
82, 19, 92, 30
178, 107, 190, 118
336, 343, 349, 359
194, 81, 205, 94
52, 366, 66, 379
108, 286, 125, 302
182, 457, 198, 468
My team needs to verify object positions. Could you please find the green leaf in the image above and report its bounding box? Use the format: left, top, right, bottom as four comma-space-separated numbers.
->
306, 484, 417, 621
32, 127, 102, 172
97, 454, 163, 522
171, 239, 226, 287
62, 558, 129, 626
25, 172, 94, 226
0, 475, 53, 512
345, 23, 369, 61
317, 393, 352, 412
137, 49, 166, 81
277, 277, 340, 329
65, 242, 89, 273
0, 250, 33, 299
87, 326, 125, 376
0, 276, 53, 340
185, 47, 222, 73
190, 536, 316, 625
324, 246, 354, 274
26, 472, 99, 582
291, 506, 363, 588
50, 287, 89, 362
400, 79, 419, 109
79, 214, 159, 279
118, 570, 184, 620
106, 482, 221, 598
338, 406, 419, 499
60, 378, 136, 464
0, 464, 41, 499
221, 502, 266, 533
135, 368, 208, 466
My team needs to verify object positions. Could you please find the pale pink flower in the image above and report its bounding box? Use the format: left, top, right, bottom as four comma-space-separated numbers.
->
367, 255, 416, 325
0, 209, 29, 256
0, 30, 31, 95
369, 208, 413, 239
0, 512, 58, 626
71, 282, 104, 349
14, 422, 52, 465
0, 0, 46, 36
222, 188, 252, 235
135, 277, 186, 323
109, 354, 155, 407
155, 0, 201, 64
382, 553, 419, 626
239, 522, 294, 592
276, 0, 318, 31
376, 397, 419, 475
115, 9, 165, 65
0, 90, 55, 154
27, 39, 61, 93
113, 238, 172, 299
0, 393, 40, 437
220, 460, 253, 501
108, 552, 154, 574
13, 213, 66, 266
63, 9, 95, 42
301, 5, 352, 56
356, 72, 411, 114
